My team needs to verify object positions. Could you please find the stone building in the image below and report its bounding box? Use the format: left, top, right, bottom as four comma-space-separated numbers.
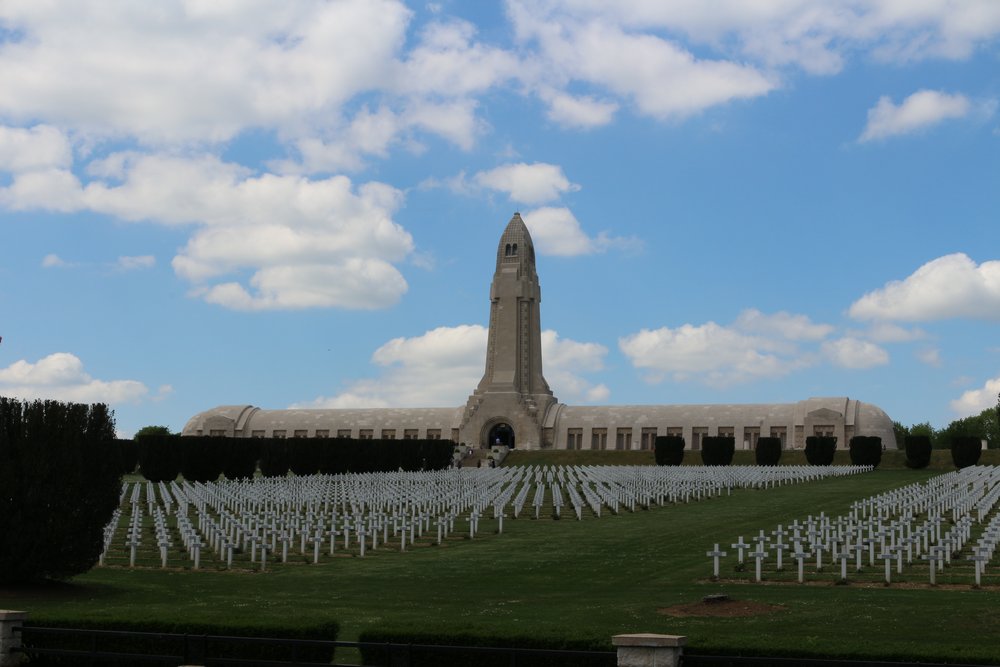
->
184, 214, 896, 450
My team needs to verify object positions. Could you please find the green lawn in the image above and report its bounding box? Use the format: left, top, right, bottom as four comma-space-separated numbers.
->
4, 465, 1000, 663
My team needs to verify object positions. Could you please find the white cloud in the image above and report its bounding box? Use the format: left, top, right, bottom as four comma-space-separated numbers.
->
849, 253, 1000, 321
521, 207, 641, 257
852, 322, 927, 343
116, 255, 155, 271
509, 4, 776, 122
860, 90, 971, 142
950, 376, 1000, 417
0, 0, 412, 144
0, 352, 148, 404
474, 162, 580, 205
916, 347, 942, 367
0, 125, 72, 172
619, 321, 814, 387
3, 152, 415, 310
821, 337, 890, 369
542, 91, 619, 128
734, 309, 833, 341
297, 325, 608, 407
41, 254, 69, 268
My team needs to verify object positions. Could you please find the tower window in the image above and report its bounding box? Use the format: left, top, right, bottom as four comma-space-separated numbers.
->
504, 243, 511, 256
511, 243, 517, 255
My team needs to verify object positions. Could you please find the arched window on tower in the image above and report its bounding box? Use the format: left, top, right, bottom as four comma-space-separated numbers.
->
511, 243, 518, 255
504, 243, 511, 256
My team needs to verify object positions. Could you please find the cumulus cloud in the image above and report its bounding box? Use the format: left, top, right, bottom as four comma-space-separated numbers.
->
950, 376, 1000, 417
619, 321, 813, 386
474, 163, 580, 205
849, 253, 1000, 321
0, 125, 72, 172
521, 207, 641, 257
616, 308, 895, 386
0, 352, 148, 404
3, 152, 415, 310
41, 254, 69, 268
542, 91, 619, 128
860, 90, 971, 142
297, 325, 608, 408
734, 309, 834, 341
509, 4, 776, 123
821, 337, 890, 369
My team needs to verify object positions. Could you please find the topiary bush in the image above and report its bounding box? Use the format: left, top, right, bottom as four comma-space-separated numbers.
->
951, 435, 983, 469
848, 435, 882, 468
804, 436, 837, 465
0, 398, 121, 583
117, 438, 138, 474
754, 436, 782, 466
701, 436, 735, 466
654, 435, 684, 465
904, 434, 932, 469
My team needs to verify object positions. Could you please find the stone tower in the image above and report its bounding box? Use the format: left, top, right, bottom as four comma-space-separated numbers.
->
459, 213, 558, 449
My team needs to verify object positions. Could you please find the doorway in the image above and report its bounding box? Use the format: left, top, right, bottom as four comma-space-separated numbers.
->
487, 422, 515, 449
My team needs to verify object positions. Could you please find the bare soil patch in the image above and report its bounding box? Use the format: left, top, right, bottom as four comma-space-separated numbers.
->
658, 598, 786, 618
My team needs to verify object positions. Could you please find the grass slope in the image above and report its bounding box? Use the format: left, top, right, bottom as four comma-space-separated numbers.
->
4, 466, 1000, 663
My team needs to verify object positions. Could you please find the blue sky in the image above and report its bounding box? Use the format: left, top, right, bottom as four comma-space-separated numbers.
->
1, 1, 998, 437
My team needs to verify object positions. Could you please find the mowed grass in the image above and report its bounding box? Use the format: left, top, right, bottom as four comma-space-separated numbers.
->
5, 465, 1000, 663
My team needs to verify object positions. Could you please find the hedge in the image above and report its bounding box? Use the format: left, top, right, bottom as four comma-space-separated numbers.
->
754, 437, 782, 466
848, 435, 882, 468
951, 435, 983, 469
700, 436, 735, 466
0, 398, 121, 583
23, 618, 339, 665
357, 629, 611, 667
223, 437, 259, 480
904, 434, 932, 469
804, 436, 837, 465
136, 433, 182, 482
653, 435, 684, 465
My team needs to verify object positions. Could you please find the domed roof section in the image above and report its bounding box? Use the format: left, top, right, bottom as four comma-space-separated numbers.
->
495, 212, 536, 270
182, 404, 257, 436
858, 400, 898, 449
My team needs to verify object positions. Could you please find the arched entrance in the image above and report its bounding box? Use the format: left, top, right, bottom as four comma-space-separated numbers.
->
486, 422, 515, 449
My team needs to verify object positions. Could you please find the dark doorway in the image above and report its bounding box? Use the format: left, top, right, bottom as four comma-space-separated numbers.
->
487, 423, 515, 449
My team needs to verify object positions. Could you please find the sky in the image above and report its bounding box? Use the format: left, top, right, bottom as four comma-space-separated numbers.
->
1, 1, 999, 438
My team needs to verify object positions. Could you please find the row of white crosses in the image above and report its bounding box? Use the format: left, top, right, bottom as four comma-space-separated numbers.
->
710, 465, 1000, 586
101, 464, 869, 570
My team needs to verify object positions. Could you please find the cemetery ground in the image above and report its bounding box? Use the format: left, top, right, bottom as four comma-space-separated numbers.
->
5, 463, 1000, 663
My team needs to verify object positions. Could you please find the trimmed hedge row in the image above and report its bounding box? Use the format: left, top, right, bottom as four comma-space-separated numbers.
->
0, 398, 121, 583
356, 629, 611, 667
136, 434, 456, 481
23, 619, 339, 666
653, 435, 684, 465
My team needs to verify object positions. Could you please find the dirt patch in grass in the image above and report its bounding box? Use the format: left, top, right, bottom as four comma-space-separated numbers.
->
658, 598, 786, 618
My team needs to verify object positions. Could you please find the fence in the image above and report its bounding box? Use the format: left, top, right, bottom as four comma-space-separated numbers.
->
3, 620, 998, 667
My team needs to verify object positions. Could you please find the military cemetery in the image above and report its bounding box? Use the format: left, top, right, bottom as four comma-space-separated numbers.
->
4, 217, 1000, 666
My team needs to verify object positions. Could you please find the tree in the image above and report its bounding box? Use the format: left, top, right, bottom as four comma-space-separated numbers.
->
134, 425, 173, 438
0, 398, 121, 583
805, 436, 837, 465
754, 437, 782, 466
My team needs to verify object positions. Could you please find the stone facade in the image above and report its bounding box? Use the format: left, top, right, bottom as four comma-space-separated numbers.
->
184, 213, 897, 450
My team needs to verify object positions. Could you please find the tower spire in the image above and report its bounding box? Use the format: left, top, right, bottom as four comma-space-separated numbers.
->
460, 213, 557, 449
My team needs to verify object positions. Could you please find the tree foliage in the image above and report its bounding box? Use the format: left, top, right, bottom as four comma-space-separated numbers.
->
951, 435, 983, 469
0, 397, 121, 583
136, 433, 181, 482
653, 435, 684, 465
